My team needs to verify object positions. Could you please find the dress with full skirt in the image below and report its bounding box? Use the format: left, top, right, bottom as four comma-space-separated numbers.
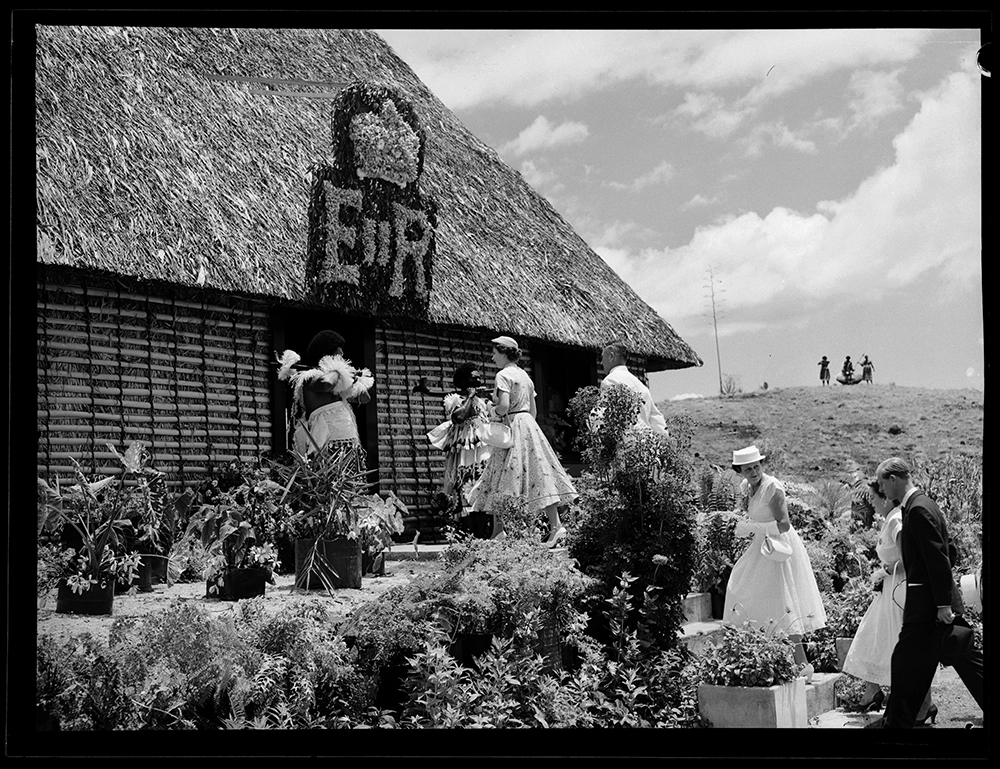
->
723, 473, 828, 635
468, 364, 578, 515
841, 508, 906, 686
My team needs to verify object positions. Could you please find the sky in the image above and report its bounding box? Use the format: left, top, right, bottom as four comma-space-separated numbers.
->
374, 24, 985, 403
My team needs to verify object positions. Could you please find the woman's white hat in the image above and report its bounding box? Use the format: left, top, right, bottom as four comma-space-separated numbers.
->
733, 445, 766, 466
491, 335, 519, 349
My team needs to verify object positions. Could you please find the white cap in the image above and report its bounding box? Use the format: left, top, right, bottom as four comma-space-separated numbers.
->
491, 335, 519, 349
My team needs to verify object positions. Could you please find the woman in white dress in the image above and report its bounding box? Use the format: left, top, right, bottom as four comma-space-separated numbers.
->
467, 336, 578, 545
842, 480, 935, 720
723, 445, 828, 680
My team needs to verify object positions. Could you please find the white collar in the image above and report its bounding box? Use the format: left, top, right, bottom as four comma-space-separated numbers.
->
900, 486, 919, 509
609, 364, 628, 375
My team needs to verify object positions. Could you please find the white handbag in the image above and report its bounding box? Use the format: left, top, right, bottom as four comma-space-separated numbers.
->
480, 421, 513, 449
761, 534, 793, 562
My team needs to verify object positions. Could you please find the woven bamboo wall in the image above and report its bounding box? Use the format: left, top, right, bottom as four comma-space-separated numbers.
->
37, 276, 274, 488
374, 325, 535, 539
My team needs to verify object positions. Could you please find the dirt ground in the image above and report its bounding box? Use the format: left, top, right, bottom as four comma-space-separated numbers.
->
36, 556, 442, 648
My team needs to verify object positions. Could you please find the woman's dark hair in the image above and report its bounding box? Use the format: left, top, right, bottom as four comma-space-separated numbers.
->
453, 363, 482, 391
868, 479, 886, 500
305, 330, 346, 366
493, 343, 521, 363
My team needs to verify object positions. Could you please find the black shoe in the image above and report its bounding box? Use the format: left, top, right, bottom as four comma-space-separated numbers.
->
862, 690, 885, 712
914, 704, 938, 727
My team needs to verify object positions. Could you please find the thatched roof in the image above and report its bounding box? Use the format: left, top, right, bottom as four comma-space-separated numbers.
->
35, 25, 702, 371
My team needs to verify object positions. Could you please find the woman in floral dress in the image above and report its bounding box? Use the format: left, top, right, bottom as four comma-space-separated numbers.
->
723, 444, 827, 680
426, 363, 492, 523
468, 336, 578, 545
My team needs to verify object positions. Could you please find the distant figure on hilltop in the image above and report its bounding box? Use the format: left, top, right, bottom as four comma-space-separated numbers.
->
861, 355, 875, 384
842, 356, 854, 381
818, 356, 831, 386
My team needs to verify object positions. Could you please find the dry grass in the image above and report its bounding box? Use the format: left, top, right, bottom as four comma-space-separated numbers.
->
660, 384, 983, 484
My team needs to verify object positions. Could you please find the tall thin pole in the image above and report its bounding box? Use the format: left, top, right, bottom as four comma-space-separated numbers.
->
705, 266, 724, 396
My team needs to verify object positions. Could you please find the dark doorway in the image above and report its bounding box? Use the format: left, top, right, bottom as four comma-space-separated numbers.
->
531, 342, 598, 471
271, 308, 379, 486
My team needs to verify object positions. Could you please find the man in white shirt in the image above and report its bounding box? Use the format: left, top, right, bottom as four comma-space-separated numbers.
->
599, 341, 668, 435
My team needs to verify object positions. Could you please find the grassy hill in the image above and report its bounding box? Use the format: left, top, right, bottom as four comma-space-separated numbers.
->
658, 384, 983, 485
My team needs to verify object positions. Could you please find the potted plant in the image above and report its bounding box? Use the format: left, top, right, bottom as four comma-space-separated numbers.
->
103, 442, 175, 593
37, 461, 141, 615
356, 491, 407, 576
694, 620, 807, 728
273, 442, 376, 591
181, 464, 285, 600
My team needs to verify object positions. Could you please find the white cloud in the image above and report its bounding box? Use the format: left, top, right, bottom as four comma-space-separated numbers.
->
605, 161, 675, 192
742, 121, 818, 156
674, 92, 752, 138
846, 69, 906, 131
595, 64, 981, 327
499, 115, 589, 157
376, 28, 936, 111
682, 193, 719, 210
518, 159, 558, 190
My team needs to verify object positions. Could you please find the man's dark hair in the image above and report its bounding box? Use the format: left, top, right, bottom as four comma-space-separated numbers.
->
305, 330, 346, 366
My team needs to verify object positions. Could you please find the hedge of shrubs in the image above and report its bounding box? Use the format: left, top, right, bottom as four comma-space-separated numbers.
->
36, 383, 983, 728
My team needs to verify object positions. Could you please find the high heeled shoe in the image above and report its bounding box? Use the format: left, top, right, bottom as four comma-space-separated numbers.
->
862, 690, 885, 712
544, 526, 566, 548
914, 704, 938, 727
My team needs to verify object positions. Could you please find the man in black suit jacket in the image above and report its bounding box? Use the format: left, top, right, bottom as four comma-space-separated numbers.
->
877, 457, 984, 728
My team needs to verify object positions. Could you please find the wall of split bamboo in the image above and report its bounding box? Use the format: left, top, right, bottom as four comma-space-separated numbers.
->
374, 324, 535, 540
37, 276, 274, 488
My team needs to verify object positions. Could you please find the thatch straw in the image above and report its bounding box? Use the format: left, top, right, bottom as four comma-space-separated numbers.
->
35, 26, 701, 371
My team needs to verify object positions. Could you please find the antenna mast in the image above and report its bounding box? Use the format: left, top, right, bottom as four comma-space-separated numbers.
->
705, 266, 724, 396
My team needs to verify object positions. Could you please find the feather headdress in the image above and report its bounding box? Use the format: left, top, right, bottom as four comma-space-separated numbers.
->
276, 349, 375, 414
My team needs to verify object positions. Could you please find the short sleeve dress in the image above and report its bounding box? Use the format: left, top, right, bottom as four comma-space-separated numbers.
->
841, 508, 906, 686
467, 364, 578, 515
722, 474, 828, 635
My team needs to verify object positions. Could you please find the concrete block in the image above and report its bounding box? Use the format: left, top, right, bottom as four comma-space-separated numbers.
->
805, 672, 841, 720
698, 678, 808, 728
683, 592, 712, 623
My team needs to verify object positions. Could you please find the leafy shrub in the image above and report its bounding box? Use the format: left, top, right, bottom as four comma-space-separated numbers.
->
36, 633, 136, 730
690, 509, 745, 593
804, 580, 874, 673
693, 621, 798, 687
566, 385, 698, 653
109, 600, 247, 728
37, 542, 74, 606
396, 572, 702, 729
225, 598, 375, 727
808, 478, 854, 518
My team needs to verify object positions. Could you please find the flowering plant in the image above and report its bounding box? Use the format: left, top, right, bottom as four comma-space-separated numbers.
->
179, 460, 286, 593
349, 99, 421, 187
37, 458, 141, 594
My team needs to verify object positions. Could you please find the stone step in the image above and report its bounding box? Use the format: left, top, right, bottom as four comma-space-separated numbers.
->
678, 619, 726, 654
